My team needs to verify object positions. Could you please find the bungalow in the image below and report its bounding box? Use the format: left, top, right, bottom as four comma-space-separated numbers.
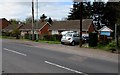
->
49, 19, 96, 36
2, 24, 23, 32
0, 18, 10, 29
19, 20, 51, 36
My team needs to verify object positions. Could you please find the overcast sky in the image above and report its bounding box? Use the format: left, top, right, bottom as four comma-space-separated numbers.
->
0, 0, 74, 21
0, 0, 115, 21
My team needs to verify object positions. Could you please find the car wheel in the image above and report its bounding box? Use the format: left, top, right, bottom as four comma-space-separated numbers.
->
71, 41, 75, 46
61, 42, 64, 45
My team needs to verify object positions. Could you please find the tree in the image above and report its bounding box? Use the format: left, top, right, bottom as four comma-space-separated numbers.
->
25, 17, 37, 24
12, 29, 20, 39
47, 17, 53, 24
25, 17, 33, 24
92, 2, 105, 29
67, 1, 120, 34
40, 14, 47, 19
67, 2, 93, 20
9, 19, 21, 25
103, 2, 120, 28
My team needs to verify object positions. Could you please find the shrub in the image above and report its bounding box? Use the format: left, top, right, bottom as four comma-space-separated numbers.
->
107, 41, 116, 49
42, 34, 62, 41
2, 32, 11, 36
11, 29, 20, 39
118, 37, 120, 48
24, 34, 29, 39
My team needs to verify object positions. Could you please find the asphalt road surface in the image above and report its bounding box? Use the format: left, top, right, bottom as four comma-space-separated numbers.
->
2, 39, 119, 74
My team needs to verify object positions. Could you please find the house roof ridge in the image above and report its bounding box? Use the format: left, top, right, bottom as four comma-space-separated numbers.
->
53, 19, 93, 22
99, 26, 113, 32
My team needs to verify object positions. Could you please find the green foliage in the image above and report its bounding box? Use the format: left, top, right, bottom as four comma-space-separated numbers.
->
2, 32, 11, 36
40, 14, 47, 19
38, 40, 60, 44
68, 2, 120, 30
107, 41, 116, 49
47, 17, 53, 24
9, 19, 21, 25
68, 2, 93, 20
103, 2, 120, 27
12, 29, 20, 39
118, 37, 120, 48
25, 17, 37, 24
42, 35, 62, 41
24, 34, 29, 39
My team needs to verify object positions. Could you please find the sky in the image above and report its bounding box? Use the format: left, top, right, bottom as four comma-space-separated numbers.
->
0, 0, 73, 21
0, 0, 118, 21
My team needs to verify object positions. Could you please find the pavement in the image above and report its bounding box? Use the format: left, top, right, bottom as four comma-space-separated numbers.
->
2, 39, 119, 74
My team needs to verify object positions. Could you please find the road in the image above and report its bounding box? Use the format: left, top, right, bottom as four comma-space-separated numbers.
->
2, 39, 119, 74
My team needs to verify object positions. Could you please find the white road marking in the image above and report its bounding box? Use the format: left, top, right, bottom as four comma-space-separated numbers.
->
3, 48, 27, 56
45, 61, 87, 75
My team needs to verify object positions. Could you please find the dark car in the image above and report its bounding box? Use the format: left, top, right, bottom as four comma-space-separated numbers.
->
82, 36, 89, 43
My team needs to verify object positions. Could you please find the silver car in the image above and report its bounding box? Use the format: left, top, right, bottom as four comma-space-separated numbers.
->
61, 32, 80, 46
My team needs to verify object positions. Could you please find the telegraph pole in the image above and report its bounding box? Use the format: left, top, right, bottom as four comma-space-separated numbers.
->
32, 0, 34, 41
36, 0, 39, 40
79, 2, 83, 47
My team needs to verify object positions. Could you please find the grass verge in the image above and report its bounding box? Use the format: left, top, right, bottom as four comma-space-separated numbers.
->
0, 36, 16, 39
37, 40, 61, 44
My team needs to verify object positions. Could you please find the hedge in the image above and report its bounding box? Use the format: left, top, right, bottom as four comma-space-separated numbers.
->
42, 34, 62, 41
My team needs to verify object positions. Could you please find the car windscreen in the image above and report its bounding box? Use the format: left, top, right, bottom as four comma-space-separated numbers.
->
66, 33, 72, 37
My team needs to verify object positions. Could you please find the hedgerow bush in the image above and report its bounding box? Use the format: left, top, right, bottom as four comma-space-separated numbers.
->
43, 34, 62, 41
107, 41, 116, 49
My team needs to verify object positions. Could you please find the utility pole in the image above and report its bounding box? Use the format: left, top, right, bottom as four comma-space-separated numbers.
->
36, 0, 39, 40
115, 24, 117, 43
79, 2, 83, 47
115, 24, 119, 53
32, 0, 34, 41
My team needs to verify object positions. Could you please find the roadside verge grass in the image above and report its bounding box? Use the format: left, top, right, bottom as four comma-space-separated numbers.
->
0, 36, 16, 39
37, 40, 61, 44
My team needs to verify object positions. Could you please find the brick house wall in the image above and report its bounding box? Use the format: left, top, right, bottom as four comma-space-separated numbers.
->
0, 18, 10, 29
39, 23, 50, 35
88, 23, 96, 33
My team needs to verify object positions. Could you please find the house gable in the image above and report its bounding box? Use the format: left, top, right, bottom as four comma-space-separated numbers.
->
88, 22, 96, 33
39, 22, 51, 35
0, 18, 10, 29
99, 26, 113, 32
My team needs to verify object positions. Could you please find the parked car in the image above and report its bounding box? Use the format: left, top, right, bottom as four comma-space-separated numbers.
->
82, 36, 89, 43
61, 32, 80, 46
61, 31, 74, 35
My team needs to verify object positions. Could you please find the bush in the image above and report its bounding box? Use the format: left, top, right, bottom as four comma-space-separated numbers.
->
2, 32, 11, 36
107, 41, 116, 49
11, 29, 20, 39
24, 34, 29, 39
118, 37, 120, 48
42, 34, 62, 41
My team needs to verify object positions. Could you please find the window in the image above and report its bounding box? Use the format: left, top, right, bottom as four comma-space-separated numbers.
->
73, 34, 79, 37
